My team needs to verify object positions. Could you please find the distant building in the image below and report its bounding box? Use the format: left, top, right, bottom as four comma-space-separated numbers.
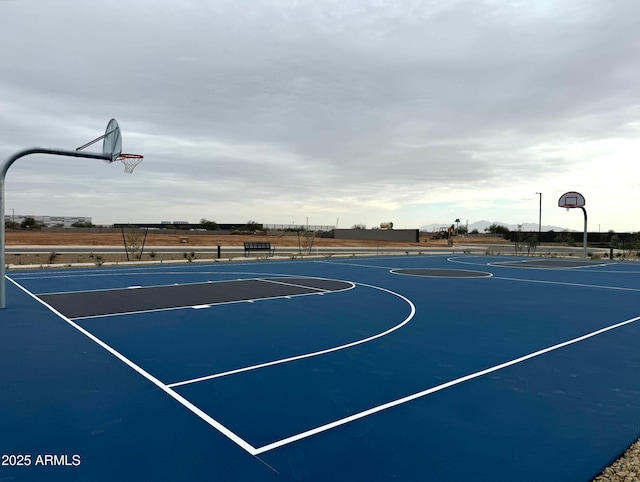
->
4, 214, 92, 227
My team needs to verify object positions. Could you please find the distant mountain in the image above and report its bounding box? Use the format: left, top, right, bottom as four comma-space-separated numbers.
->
420, 220, 571, 233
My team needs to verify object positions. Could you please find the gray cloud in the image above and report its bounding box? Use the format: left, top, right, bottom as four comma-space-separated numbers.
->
1, 0, 639, 230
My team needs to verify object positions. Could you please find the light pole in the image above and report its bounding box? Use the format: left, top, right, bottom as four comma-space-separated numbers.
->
535, 192, 542, 240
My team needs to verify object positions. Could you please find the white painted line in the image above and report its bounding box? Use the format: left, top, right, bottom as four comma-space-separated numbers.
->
488, 259, 610, 269
258, 277, 354, 294
7, 277, 259, 456
68, 282, 348, 320
35, 279, 226, 297
390, 268, 493, 278
315, 260, 396, 270
254, 313, 640, 454
192, 304, 211, 309
492, 276, 640, 293
167, 282, 415, 388
259, 278, 328, 292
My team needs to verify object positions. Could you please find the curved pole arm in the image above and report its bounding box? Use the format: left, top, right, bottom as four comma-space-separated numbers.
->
1, 147, 112, 308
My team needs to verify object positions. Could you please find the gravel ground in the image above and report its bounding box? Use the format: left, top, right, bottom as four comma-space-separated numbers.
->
593, 438, 640, 481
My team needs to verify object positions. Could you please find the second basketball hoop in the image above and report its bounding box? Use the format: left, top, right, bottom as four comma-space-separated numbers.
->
558, 191, 585, 210
558, 190, 588, 258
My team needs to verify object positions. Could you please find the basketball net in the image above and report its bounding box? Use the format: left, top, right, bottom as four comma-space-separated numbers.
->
118, 154, 143, 174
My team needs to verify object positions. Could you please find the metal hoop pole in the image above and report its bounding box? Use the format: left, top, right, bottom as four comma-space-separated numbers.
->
1, 147, 111, 308
580, 206, 588, 259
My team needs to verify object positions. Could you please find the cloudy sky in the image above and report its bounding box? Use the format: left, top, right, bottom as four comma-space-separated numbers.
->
1, 0, 639, 231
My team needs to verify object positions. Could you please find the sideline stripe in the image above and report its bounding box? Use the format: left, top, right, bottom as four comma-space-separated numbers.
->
492, 276, 640, 293
7, 277, 259, 455
253, 313, 640, 454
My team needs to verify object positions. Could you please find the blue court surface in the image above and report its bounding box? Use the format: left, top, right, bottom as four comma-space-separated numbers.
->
2, 254, 640, 481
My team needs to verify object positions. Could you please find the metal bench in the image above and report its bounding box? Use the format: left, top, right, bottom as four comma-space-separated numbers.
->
243, 241, 275, 257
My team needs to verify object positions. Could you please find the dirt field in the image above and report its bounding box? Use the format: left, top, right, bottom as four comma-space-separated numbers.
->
5, 230, 500, 248
3, 231, 504, 267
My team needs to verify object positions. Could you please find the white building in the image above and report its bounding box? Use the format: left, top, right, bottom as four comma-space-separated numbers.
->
4, 214, 92, 227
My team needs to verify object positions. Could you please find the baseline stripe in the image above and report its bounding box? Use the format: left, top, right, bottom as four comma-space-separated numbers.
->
7, 277, 259, 455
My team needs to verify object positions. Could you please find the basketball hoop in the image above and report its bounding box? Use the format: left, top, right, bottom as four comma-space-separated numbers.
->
558, 190, 588, 258
558, 191, 585, 209
118, 153, 143, 173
